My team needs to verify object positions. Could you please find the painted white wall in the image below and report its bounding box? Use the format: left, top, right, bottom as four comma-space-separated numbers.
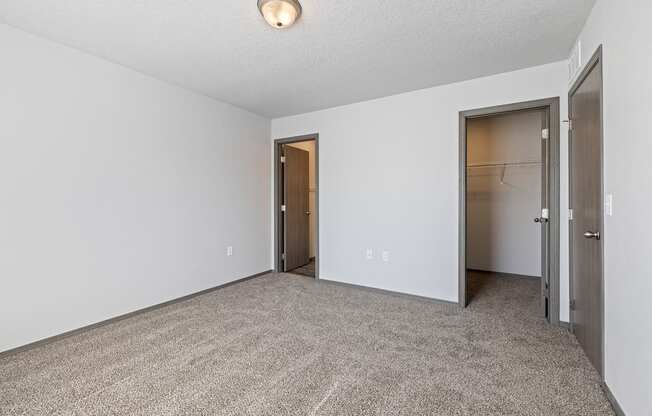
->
572, 1, 652, 414
286, 140, 317, 258
272, 61, 570, 318
467, 112, 542, 277
0, 24, 271, 353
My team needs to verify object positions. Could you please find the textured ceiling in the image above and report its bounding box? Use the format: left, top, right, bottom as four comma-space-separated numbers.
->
0, 0, 595, 118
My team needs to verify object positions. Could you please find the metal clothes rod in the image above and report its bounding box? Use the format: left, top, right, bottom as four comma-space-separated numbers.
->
466, 161, 541, 168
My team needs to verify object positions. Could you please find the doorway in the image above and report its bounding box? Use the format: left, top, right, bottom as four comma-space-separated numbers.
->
459, 98, 560, 325
569, 46, 604, 376
274, 134, 319, 278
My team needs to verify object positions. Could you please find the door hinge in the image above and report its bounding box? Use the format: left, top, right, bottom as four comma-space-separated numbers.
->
570, 299, 576, 311
281, 205, 286, 212
281, 252, 286, 260
565, 119, 573, 130
541, 128, 549, 140
568, 208, 574, 221
280, 156, 286, 163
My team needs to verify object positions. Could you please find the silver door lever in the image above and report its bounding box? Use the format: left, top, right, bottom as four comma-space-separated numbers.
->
583, 231, 600, 240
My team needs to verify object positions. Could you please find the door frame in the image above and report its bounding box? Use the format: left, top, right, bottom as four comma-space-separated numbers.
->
568, 46, 604, 377
458, 98, 561, 325
274, 133, 320, 278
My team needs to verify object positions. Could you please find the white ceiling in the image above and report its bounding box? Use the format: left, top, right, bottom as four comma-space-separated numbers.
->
0, 0, 595, 118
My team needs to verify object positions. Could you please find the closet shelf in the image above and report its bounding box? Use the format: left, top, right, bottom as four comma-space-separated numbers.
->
467, 161, 541, 169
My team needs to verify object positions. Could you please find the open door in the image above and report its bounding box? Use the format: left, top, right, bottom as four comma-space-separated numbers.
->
569, 48, 603, 375
459, 98, 560, 322
538, 109, 551, 319
282, 145, 310, 271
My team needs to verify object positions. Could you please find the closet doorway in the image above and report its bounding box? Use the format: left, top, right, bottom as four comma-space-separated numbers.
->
274, 134, 319, 278
459, 99, 560, 325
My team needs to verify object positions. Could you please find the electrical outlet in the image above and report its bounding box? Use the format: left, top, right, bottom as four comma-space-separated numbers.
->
365, 249, 373, 260
227, 246, 233, 256
382, 251, 390, 262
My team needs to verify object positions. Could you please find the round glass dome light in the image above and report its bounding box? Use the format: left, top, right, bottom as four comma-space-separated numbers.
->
257, 0, 302, 29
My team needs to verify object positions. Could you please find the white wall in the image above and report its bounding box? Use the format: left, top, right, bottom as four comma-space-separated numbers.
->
0, 24, 271, 353
573, 1, 652, 414
287, 141, 317, 258
272, 61, 570, 318
467, 112, 542, 277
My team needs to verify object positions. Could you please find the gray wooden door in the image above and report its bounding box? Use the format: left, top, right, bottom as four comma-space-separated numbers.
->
283, 145, 310, 271
539, 110, 550, 319
569, 56, 603, 375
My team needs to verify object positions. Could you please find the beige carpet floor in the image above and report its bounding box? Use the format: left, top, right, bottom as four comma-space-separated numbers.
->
0, 272, 613, 415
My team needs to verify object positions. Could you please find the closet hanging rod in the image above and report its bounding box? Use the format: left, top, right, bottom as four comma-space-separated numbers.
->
466, 161, 541, 168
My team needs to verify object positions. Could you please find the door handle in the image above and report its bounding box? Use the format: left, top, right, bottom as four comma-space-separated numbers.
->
583, 231, 600, 240
305, 211, 311, 215
534, 217, 548, 223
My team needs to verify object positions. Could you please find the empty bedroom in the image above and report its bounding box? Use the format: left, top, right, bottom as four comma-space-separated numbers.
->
1, 1, 650, 415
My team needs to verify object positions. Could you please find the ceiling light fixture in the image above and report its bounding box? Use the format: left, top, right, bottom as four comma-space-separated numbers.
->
257, 0, 302, 29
